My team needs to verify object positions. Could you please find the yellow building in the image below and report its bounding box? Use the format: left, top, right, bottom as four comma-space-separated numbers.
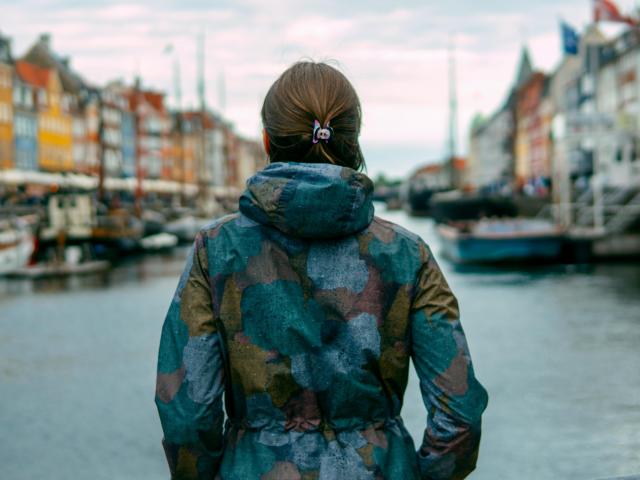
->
515, 123, 530, 185
0, 61, 13, 170
16, 61, 72, 172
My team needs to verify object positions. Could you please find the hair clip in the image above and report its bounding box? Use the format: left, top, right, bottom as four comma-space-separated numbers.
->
312, 119, 333, 144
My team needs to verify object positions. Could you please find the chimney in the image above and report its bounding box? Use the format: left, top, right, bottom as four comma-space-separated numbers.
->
0, 31, 12, 59
38, 33, 51, 49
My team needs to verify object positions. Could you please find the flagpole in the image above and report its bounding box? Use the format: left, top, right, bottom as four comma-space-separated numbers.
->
558, 16, 571, 227
591, 18, 605, 231
552, 13, 571, 227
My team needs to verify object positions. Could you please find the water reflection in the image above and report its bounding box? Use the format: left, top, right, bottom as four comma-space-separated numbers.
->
0, 247, 190, 298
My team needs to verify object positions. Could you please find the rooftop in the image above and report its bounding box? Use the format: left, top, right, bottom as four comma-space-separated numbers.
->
15, 60, 50, 89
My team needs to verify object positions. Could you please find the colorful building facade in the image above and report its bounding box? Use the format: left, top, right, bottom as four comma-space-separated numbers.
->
181, 112, 202, 185
207, 114, 226, 187
0, 32, 264, 212
13, 60, 38, 171
595, 29, 640, 187
15, 61, 72, 172
515, 72, 552, 192
121, 109, 136, 178
126, 84, 170, 181
0, 34, 13, 170
70, 94, 87, 174
101, 85, 127, 178
83, 95, 100, 175
169, 113, 185, 184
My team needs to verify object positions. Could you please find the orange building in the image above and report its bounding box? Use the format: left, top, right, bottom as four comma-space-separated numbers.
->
0, 36, 13, 170
15, 61, 72, 172
169, 113, 184, 184
180, 112, 201, 185
83, 97, 100, 176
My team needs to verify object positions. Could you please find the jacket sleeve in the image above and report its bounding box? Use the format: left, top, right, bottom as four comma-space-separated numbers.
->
155, 231, 226, 479
410, 244, 488, 480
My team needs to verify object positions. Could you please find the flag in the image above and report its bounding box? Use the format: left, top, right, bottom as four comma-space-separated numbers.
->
560, 21, 580, 55
593, 0, 637, 26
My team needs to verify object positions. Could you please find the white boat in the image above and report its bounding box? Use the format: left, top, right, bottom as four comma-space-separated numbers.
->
0, 217, 35, 275
8, 260, 111, 279
140, 232, 179, 251
164, 215, 212, 243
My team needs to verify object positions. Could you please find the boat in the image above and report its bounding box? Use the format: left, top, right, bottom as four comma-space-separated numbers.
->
39, 191, 95, 243
0, 217, 35, 275
401, 181, 446, 217
8, 259, 111, 279
141, 209, 167, 237
436, 218, 565, 264
430, 190, 517, 224
164, 215, 211, 243
140, 232, 179, 252
93, 208, 144, 252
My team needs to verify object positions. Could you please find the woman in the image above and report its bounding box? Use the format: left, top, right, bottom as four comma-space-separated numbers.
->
156, 61, 488, 479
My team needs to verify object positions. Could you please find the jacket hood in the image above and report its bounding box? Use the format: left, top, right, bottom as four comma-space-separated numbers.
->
239, 162, 375, 239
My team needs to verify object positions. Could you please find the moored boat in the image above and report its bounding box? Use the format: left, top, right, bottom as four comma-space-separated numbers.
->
0, 217, 35, 275
7, 259, 111, 279
436, 218, 565, 264
430, 190, 517, 224
139, 232, 179, 252
164, 215, 212, 243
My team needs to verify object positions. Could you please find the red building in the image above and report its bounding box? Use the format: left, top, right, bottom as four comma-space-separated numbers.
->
125, 82, 170, 181
515, 72, 552, 192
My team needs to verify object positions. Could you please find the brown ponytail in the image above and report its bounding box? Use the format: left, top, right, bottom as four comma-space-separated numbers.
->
261, 61, 365, 171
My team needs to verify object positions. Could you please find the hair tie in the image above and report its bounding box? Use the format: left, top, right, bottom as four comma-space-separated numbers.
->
312, 119, 333, 144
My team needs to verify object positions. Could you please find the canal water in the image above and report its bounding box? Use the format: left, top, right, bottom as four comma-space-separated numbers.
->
1, 206, 639, 479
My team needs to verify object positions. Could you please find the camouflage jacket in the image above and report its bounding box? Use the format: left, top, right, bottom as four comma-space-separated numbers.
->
155, 162, 488, 479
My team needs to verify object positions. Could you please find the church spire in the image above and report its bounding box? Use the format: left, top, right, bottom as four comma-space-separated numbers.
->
515, 46, 533, 87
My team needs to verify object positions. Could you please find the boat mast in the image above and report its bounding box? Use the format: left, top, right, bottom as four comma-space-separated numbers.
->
218, 70, 226, 116
134, 77, 143, 218
173, 54, 182, 111
448, 35, 459, 161
197, 31, 206, 209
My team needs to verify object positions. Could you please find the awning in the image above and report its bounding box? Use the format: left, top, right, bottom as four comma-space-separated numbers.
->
0, 169, 202, 196
0, 169, 66, 186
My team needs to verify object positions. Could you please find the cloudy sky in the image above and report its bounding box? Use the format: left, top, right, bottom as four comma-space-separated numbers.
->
1, 0, 635, 177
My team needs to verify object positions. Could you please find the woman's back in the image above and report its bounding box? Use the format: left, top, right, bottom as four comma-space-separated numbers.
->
156, 162, 488, 479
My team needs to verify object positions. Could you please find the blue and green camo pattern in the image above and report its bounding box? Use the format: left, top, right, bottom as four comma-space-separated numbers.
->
156, 161, 488, 479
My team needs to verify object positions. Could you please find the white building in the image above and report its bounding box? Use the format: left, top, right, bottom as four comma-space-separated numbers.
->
595, 30, 640, 188
468, 108, 514, 191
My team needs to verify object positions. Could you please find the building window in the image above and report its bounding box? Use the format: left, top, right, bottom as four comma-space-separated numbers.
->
25, 89, 33, 109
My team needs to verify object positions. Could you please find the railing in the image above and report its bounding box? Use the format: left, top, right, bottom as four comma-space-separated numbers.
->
548, 185, 640, 234
534, 203, 554, 220
605, 191, 640, 233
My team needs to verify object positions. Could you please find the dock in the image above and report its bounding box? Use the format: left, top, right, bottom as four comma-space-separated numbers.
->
7, 260, 111, 279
